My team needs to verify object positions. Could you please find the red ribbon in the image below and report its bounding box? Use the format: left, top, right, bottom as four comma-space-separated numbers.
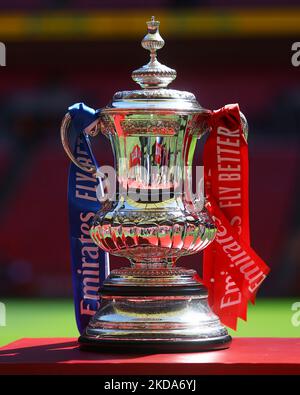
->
203, 103, 270, 330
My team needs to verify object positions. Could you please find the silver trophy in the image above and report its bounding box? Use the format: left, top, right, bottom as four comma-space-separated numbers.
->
61, 18, 244, 352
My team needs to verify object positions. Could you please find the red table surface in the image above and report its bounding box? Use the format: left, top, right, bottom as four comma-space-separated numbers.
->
0, 338, 299, 375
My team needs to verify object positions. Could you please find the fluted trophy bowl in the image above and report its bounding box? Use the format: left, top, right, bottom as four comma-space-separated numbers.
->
61, 18, 233, 351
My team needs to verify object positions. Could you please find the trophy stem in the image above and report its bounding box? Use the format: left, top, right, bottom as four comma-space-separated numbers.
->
130, 257, 174, 269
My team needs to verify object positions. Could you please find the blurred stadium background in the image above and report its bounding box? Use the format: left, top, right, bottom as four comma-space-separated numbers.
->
0, 1, 300, 344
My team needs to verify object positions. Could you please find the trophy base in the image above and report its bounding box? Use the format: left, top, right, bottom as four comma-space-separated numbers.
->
79, 336, 232, 353
79, 267, 231, 353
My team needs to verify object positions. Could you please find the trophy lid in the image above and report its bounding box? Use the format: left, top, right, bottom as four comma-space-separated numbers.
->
105, 17, 203, 113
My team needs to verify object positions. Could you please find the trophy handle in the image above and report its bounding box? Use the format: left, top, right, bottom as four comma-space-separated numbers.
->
60, 111, 101, 174
204, 110, 248, 141
239, 111, 249, 141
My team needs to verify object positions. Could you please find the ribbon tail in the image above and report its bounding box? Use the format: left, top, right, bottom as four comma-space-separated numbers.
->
203, 103, 270, 330
67, 103, 109, 334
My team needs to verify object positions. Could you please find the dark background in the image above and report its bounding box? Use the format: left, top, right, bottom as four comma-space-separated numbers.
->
0, 1, 299, 298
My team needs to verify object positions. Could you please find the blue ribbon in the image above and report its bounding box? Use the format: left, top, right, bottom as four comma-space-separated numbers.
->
67, 102, 108, 334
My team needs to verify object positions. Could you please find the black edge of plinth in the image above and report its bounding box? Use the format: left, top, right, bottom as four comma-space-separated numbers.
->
100, 284, 207, 297
78, 335, 232, 353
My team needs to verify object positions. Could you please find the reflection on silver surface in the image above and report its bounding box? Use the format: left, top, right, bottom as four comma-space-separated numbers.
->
85, 269, 228, 344
61, 17, 240, 350
86, 297, 228, 340
90, 111, 216, 267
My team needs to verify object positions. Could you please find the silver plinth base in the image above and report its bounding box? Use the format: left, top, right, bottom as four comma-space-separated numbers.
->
79, 268, 231, 352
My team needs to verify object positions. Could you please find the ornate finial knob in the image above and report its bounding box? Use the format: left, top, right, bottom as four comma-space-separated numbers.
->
141, 16, 164, 59
132, 17, 176, 89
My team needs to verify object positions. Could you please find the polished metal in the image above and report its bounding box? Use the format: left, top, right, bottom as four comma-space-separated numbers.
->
90, 111, 216, 267
85, 295, 229, 343
60, 17, 246, 351
80, 268, 231, 351
132, 16, 176, 89
60, 113, 99, 173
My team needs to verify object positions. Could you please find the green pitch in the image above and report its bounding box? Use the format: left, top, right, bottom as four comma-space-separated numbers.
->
0, 298, 299, 348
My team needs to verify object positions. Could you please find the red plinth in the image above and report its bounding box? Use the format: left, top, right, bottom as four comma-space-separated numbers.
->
0, 338, 299, 375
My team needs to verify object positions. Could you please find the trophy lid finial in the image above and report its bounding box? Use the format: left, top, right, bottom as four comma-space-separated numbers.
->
132, 17, 176, 89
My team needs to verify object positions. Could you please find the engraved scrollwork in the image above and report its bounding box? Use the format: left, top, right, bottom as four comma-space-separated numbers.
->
121, 119, 180, 135
100, 114, 115, 136
187, 118, 204, 138
113, 89, 196, 101
112, 268, 195, 277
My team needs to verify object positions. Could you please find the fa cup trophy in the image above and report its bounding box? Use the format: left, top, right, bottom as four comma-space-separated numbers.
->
60, 18, 254, 352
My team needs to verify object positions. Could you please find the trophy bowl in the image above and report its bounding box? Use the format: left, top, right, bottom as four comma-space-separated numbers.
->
61, 17, 234, 352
